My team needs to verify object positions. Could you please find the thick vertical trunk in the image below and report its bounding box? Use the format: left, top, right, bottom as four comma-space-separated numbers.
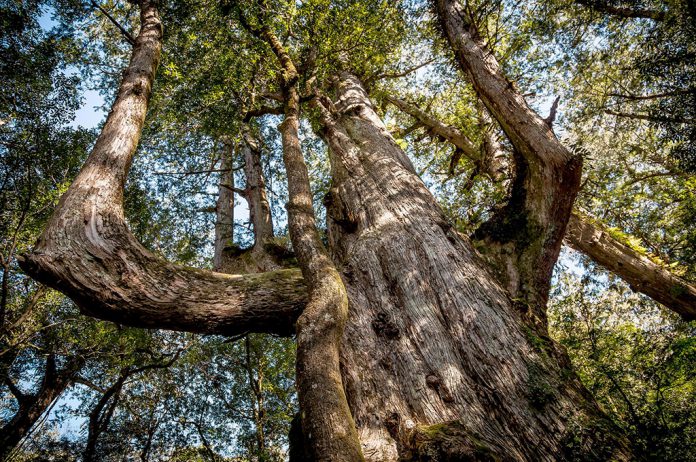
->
315, 73, 629, 461
238, 133, 283, 273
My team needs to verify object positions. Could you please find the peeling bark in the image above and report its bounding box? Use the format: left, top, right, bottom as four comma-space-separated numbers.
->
566, 212, 696, 320
315, 73, 629, 461
435, 0, 582, 325
17, 0, 305, 337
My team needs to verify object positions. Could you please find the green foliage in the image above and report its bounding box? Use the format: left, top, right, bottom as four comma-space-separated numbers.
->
550, 264, 696, 460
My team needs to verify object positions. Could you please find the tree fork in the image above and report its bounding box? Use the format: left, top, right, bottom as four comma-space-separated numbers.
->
434, 0, 583, 326
387, 97, 695, 319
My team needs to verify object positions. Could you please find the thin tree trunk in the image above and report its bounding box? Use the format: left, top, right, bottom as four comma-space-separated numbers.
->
242, 133, 274, 248
314, 72, 629, 461
244, 337, 266, 456
84, 370, 128, 462
214, 141, 235, 272
239, 2, 364, 457
280, 84, 364, 461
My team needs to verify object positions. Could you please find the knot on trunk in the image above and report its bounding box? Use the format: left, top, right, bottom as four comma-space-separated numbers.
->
426, 374, 455, 403
372, 312, 400, 339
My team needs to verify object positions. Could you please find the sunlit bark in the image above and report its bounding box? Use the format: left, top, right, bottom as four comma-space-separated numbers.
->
313, 73, 630, 461
388, 97, 695, 320
435, 0, 583, 326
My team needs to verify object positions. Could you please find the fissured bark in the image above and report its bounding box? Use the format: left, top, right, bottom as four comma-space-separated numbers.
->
314, 73, 630, 461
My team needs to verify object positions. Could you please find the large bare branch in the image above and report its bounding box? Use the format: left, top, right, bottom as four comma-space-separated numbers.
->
17, 0, 305, 338
566, 213, 696, 321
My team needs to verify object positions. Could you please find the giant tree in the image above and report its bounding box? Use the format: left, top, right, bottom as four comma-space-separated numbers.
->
16, 0, 694, 460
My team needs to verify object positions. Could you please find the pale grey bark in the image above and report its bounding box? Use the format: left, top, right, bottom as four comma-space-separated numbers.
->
389, 96, 694, 320
315, 72, 629, 461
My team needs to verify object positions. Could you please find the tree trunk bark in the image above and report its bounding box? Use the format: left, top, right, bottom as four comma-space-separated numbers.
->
280, 83, 364, 461
242, 133, 274, 248
314, 72, 630, 461
214, 141, 236, 272
566, 212, 696, 320
387, 95, 695, 320
435, 0, 582, 327
17, 0, 306, 337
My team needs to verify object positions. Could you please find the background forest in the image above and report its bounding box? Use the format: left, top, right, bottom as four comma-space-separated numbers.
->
1, 0, 694, 460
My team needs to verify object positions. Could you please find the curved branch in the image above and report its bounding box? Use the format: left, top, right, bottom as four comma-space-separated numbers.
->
18, 0, 305, 338
566, 212, 696, 321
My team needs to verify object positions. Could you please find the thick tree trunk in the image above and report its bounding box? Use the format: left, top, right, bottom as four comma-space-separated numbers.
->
566, 212, 696, 320
314, 73, 629, 461
387, 97, 695, 320
435, 0, 582, 327
0, 355, 84, 461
